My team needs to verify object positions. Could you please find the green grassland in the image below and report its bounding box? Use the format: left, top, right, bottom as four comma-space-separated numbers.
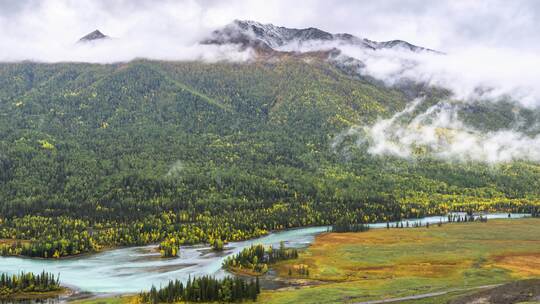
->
261, 218, 540, 304
70, 295, 139, 304
2, 289, 69, 301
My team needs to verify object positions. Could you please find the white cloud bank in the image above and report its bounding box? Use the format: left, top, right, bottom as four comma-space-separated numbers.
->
351, 98, 540, 163
345, 45, 540, 163
282, 37, 540, 163
2, 0, 540, 62
279, 40, 540, 109
343, 46, 540, 108
0, 0, 257, 63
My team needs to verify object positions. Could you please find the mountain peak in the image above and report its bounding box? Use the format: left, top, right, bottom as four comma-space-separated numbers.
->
216, 20, 336, 48
203, 20, 439, 54
79, 30, 108, 42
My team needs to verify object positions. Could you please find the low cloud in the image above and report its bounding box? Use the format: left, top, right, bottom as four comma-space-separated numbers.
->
281, 40, 540, 109
341, 46, 540, 163
0, 0, 256, 63
2, 0, 540, 63
3, 38, 252, 63
347, 98, 540, 163
283, 38, 540, 163
345, 46, 540, 108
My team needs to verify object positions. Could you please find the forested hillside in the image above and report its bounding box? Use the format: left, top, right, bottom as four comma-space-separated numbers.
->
0, 59, 539, 257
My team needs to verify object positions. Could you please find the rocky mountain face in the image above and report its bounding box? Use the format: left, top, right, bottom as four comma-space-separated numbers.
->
202, 20, 438, 53
79, 30, 108, 42
75, 21, 438, 56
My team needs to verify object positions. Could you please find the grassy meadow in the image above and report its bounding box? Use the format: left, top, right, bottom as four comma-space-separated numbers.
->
70, 295, 139, 304
260, 218, 540, 303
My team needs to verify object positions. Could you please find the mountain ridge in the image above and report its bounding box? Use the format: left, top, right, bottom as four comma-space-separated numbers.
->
74, 21, 440, 60
202, 20, 440, 54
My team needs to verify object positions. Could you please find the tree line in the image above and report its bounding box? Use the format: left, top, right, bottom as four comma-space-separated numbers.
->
223, 242, 299, 275
0, 271, 60, 297
0, 198, 537, 258
139, 276, 260, 303
332, 216, 370, 233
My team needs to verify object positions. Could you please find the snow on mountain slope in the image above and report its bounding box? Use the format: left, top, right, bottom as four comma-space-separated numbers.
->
203, 20, 439, 53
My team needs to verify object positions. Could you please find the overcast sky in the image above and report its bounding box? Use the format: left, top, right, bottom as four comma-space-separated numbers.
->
0, 0, 539, 54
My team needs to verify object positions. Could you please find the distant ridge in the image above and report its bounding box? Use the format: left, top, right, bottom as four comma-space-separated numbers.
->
75, 22, 439, 55
202, 20, 440, 54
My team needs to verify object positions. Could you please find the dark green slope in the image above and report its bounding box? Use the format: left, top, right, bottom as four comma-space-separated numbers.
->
1, 59, 539, 214
0, 59, 539, 257
158, 60, 407, 128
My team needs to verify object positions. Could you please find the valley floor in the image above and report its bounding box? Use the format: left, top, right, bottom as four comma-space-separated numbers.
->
260, 218, 540, 304
69, 218, 540, 304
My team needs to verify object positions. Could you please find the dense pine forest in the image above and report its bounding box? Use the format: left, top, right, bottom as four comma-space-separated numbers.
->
1, 59, 540, 258
223, 242, 299, 274
140, 276, 260, 303
0, 271, 60, 297
332, 216, 370, 233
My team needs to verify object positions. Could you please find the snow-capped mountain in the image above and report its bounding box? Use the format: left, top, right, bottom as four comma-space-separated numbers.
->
203, 20, 439, 53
